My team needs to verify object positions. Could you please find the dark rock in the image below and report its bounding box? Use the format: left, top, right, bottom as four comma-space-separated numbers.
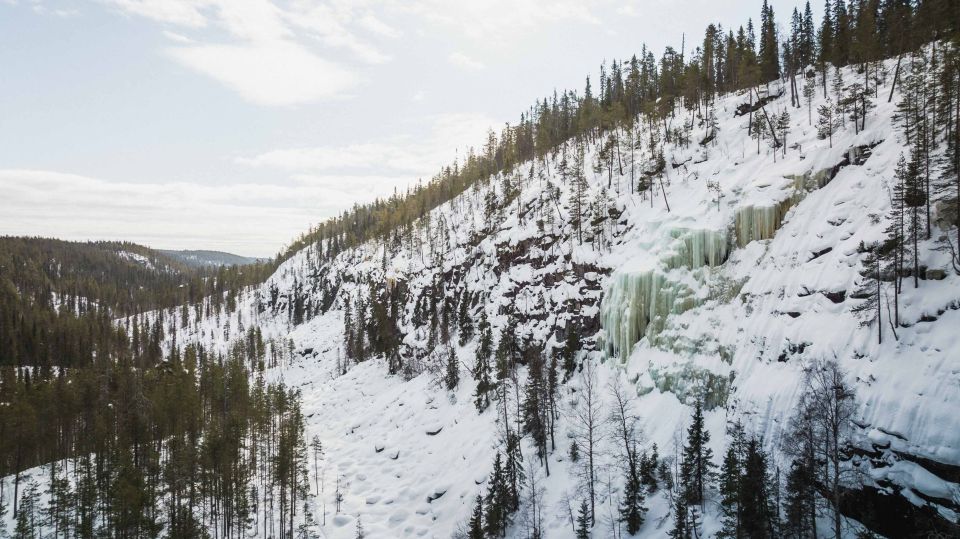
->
808, 246, 833, 261
426, 489, 447, 503
823, 290, 846, 304
734, 88, 784, 117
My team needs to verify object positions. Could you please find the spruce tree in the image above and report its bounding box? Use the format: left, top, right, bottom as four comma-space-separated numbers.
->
681, 399, 715, 507
504, 432, 525, 513
904, 149, 927, 288
851, 241, 883, 343
740, 438, 778, 538
457, 291, 473, 346
783, 457, 816, 539
562, 324, 581, 379
717, 443, 743, 538
522, 352, 548, 471
473, 311, 493, 412
668, 488, 692, 539
468, 495, 484, 539
639, 443, 659, 491
817, 100, 836, 147
484, 453, 508, 538
576, 499, 591, 539
758, 0, 781, 83
619, 460, 646, 534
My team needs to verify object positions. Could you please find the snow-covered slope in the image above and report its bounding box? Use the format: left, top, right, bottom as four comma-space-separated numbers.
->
154, 55, 960, 538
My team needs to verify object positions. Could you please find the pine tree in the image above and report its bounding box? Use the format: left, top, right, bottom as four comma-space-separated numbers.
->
777, 109, 791, 158
803, 77, 816, 125
904, 149, 927, 288
473, 311, 493, 412
619, 461, 646, 534
639, 443, 659, 491
832, 67, 847, 129
575, 499, 591, 539
851, 241, 883, 343
562, 324, 581, 379
668, 488, 692, 539
819, 0, 835, 97
343, 298, 354, 361
522, 352, 549, 472
883, 155, 909, 328
570, 143, 589, 245
468, 495, 484, 539
783, 457, 816, 539
739, 438, 778, 538
717, 426, 744, 539
758, 0, 781, 83
484, 453, 509, 538
504, 431, 525, 514
817, 100, 836, 147
445, 346, 460, 390
681, 399, 715, 507
457, 292, 474, 346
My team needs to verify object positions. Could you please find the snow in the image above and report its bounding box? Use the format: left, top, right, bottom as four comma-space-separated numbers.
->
8, 54, 955, 538
162, 55, 957, 537
116, 249, 155, 270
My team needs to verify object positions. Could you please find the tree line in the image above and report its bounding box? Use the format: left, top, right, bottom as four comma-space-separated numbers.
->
0, 339, 309, 538
278, 0, 959, 277
0, 237, 273, 370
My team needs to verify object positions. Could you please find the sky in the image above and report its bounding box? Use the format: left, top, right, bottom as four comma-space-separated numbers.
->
0, 0, 817, 257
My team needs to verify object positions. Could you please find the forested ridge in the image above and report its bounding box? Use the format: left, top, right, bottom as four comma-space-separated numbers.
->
2, 0, 960, 537
0, 238, 304, 538
280, 0, 959, 270
0, 237, 273, 369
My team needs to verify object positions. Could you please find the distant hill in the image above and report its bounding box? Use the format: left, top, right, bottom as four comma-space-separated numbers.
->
159, 249, 264, 268
0, 236, 275, 368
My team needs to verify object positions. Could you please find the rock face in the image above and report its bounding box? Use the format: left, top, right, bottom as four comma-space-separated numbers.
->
155, 56, 960, 537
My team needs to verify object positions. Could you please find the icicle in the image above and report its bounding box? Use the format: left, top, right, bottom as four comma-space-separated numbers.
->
662, 228, 730, 270
733, 199, 795, 247
601, 228, 728, 359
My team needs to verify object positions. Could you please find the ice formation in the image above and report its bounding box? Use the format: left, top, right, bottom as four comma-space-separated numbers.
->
734, 198, 795, 247
601, 228, 728, 358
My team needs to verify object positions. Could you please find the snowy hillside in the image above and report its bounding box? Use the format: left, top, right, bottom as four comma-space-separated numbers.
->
142, 54, 960, 538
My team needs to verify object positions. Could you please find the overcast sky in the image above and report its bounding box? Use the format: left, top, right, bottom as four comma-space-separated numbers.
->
0, 0, 815, 257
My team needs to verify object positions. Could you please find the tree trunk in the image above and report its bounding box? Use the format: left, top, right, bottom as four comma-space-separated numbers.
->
887, 56, 903, 103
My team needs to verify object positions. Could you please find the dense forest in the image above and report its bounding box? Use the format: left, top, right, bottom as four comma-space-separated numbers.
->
0, 345, 308, 539
0, 237, 273, 369
0, 238, 303, 538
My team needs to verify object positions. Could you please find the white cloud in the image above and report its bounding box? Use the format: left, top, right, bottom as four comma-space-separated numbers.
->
402, 0, 604, 44
448, 51, 484, 71
167, 40, 356, 106
162, 30, 193, 43
283, 3, 391, 64
0, 169, 409, 256
101, 0, 210, 28
237, 143, 426, 173
237, 112, 498, 176
101, 0, 393, 105
358, 13, 401, 39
